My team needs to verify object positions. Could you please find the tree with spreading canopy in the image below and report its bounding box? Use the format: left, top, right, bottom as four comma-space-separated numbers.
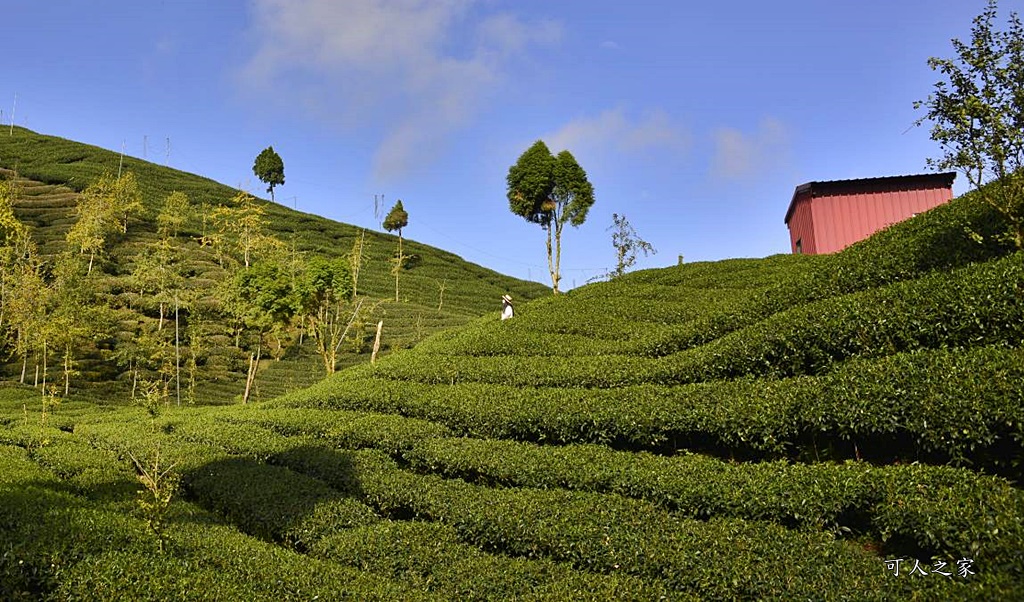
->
156, 191, 191, 239
229, 261, 296, 403
507, 140, 595, 293
210, 190, 282, 268
253, 146, 285, 202
915, 0, 1024, 249
295, 256, 364, 375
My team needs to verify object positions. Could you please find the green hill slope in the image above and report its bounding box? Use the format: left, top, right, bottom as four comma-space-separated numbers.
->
0, 126, 548, 403
1, 173, 1022, 598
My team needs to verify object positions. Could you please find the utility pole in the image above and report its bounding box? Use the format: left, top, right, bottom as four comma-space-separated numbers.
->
374, 194, 385, 229
9, 93, 16, 136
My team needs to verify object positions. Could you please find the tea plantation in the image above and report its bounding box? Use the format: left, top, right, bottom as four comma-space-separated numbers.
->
2, 181, 1023, 599
0, 127, 549, 403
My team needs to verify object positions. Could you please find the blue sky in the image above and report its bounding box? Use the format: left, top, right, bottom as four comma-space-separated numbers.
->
3, 0, 1018, 288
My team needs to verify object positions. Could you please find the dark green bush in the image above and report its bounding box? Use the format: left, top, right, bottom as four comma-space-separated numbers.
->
182, 456, 378, 549
314, 520, 674, 601
345, 450, 1012, 600
402, 437, 1024, 564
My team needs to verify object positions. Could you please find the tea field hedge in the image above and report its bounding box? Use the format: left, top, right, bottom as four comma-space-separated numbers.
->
2, 182, 1024, 599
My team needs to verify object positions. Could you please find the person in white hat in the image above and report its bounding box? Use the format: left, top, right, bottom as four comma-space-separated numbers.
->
500, 294, 514, 320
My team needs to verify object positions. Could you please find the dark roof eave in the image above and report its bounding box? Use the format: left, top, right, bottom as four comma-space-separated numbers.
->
783, 172, 956, 225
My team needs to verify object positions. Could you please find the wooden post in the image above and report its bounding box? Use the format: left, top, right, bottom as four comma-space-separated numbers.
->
371, 320, 383, 364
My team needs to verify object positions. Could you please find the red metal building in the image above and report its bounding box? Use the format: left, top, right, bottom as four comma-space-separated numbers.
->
784, 172, 956, 255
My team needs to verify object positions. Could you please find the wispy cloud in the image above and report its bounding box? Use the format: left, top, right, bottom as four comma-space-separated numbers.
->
239, 0, 560, 179
543, 108, 690, 157
709, 117, 789, 180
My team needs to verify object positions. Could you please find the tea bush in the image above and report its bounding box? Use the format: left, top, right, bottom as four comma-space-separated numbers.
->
402, 437, 1024, 564
346, 449, 1012, 600
277, 346, 1024, 467
313, 520, 674, 600
183, 456, 379, 549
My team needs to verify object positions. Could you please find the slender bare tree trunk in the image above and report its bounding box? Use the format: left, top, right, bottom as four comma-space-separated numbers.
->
546, 222, 558, 293
63, 347, 70, 396
174, 298, 180, 407
242, 342, 261, 404
371, 320, 383, 364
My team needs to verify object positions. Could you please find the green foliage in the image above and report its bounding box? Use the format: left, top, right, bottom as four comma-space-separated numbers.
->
252, 146, 285, 202
210, 190, 281, 268
381, 200, 408, 236
283, 345, 1024, 471
0, 178, 29, 250
402, 438, 1024, 566
234, 261, 297, 335
4, 121, 1024, 599
350, 450, 994, 599
507, 140, 596, 293
607, 212, 656, 279
507, 140, 557, 225
296, 256, 362, 374
182, 456, 378, 549
313, 520, 673, 600
916, 0, 1024, 248
155, 190, 190, 239
129, 445, 180, 552
65, 172, 142, 270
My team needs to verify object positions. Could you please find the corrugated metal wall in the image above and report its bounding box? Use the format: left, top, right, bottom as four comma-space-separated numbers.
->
811, 184, 951, 254
787, 193, 817, 254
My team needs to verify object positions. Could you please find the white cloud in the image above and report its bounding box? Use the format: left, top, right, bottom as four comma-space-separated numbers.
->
542, 109, 690, 157
710, 117, 789, 180
239, 0, 560, 179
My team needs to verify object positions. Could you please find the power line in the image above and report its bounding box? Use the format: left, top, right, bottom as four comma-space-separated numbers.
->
414, 220, 607, 272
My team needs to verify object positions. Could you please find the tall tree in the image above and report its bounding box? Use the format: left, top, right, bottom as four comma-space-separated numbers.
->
6, 259, 47, 384
383, 200, 409, 302
211, 191, 281, 268
112, 171, 144, 234
156, 191, 191, 239
507, 141, 595, 293
228, 261, 296, 403
915, 0, 1024, 249
0, 177, 31, 336
296, 257, 361, 375
383, 200, 409, 246
65, 172, 142, 273
253, 146, 285, 202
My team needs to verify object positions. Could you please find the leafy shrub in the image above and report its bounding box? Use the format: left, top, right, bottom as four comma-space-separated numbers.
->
402, 437, 1024, 564
313, 520, 673, 600
345, 450, 1012, 600
182, 456, 378, 549
277, 346, 1024, 470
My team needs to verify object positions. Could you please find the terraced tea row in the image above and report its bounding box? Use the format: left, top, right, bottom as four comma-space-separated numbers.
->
278, 346, 1024, 468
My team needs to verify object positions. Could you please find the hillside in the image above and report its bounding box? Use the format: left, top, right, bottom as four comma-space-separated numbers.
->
0, 126, 549, 403
2, 178, 1022, 599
